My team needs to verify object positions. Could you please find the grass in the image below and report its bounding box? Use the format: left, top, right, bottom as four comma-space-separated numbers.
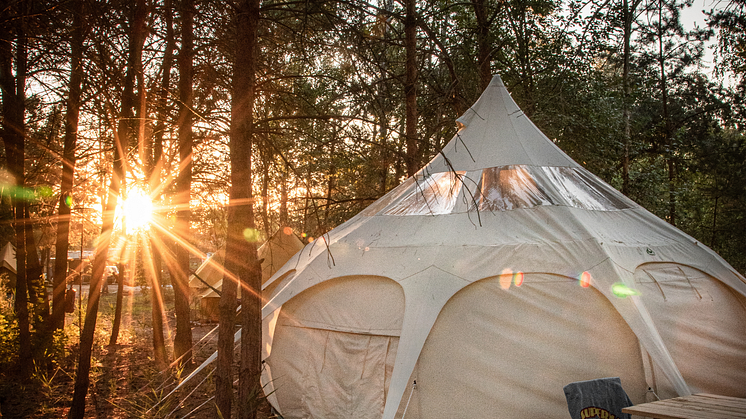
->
0, 286, 223, 418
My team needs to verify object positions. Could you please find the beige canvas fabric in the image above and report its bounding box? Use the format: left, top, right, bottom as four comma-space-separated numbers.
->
188, 227, 304, 299
258, 76, 746, 419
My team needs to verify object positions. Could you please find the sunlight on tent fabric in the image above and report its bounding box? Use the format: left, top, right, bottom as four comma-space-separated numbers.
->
120, 188, 153, 234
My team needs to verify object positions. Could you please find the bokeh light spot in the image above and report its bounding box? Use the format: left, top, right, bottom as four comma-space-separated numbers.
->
243, 228, 261, 243
611, 282, 640, 298
513, 271, 524, 287
283, 226, 293, 235
579, 271, 591, 288
37, 185, 53, 198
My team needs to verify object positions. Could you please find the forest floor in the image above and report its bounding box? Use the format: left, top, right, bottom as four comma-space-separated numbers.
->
0, 286, 230, 418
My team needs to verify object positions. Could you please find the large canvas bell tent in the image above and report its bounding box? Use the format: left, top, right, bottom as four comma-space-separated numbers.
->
260, 76, 746, 419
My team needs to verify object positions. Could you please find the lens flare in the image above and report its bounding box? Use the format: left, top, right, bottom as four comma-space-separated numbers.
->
611, 282, 641, 298
65, 195, 73, 208
243, 228, 261, 242
513, 271, 524, 287
283, 226, 293, 235
37, 185, 53, 198
579, 271, 591, 288
499, 269, 514, 289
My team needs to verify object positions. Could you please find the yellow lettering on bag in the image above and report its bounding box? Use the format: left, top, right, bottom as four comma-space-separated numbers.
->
579, 406, 618, 419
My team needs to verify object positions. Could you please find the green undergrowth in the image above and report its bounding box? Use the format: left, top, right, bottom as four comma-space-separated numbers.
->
0, 287, 194, 418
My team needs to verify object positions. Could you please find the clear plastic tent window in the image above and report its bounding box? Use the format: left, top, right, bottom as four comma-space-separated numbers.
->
380, 165, 631, 216
541, 166, 632, 211
477, 165, 632, 212
477, 166, 556, 211
384, 171, 466, 216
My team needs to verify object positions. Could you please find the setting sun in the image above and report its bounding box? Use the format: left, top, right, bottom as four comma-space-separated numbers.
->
121, 188, 153, 233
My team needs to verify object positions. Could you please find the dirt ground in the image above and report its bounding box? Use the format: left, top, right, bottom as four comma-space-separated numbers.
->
0, 286, 232, 418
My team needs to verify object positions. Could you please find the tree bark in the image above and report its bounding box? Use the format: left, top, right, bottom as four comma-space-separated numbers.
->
109, 0, 147, 347
146, 0, 175, 365
52, 0, 86, 331
622, 0, 632, 196
236, 0, 263, 415
471, 0, 492, 91
0, 3, 32, 377
24, 210, 46, 324
69, 0, 141, 414
217, 0, 262, 417
68, 159, 122, 419
657, 0, 676, 226
621, 0, 643, 196
173, 0, 195, 366
404, 0, 418, 177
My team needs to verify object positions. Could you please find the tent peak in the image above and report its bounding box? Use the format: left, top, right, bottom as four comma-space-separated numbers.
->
429, 72, 578, 172
489, 74, 504, 86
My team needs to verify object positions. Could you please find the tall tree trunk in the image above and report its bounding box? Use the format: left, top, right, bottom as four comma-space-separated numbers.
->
261, 149, 271, 237
621, 0, 643, 196
109, 259, 126, 345
146, 0, 175, 363
154, 0, 174, 171
173, 0, 195, 366
217, 0, 262, 417
324, 140, 336, 223
25, 213, 47, 325
52, 0, 86, 331
377, 0, 393, 193
109, 0, 147, 347
657, 0, 675, 226
236, 0, 263, 416
622, 0, 631, 196
471, 0, 492, 91
404, 0, 418, 177
68, 151, 123, 419
279, 169, 288, 226
1, 4, 32, 377
69, 0, 142, 414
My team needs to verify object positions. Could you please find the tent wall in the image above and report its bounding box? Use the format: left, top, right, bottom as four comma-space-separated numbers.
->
635, 263, 746, 399
265, 276, 404, 418
264, 273, 654, 419
411, 273, 647, 418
